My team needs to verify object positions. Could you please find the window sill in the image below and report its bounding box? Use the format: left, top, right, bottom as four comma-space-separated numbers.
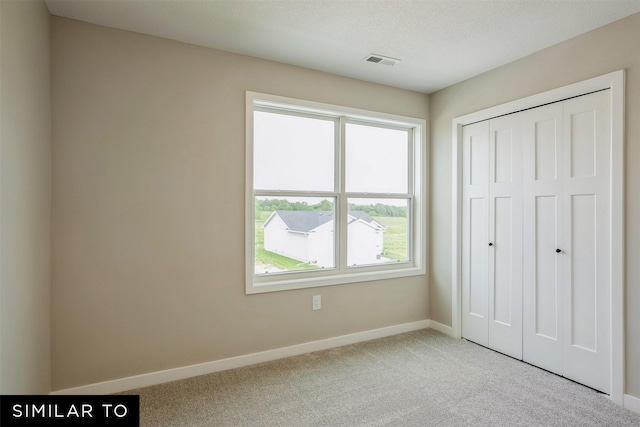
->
246, 265, 426, 294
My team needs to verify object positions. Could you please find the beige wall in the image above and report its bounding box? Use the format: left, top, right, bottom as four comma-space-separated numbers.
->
430, 13, 640, 397
0, 0, 52, 394
50, 17, 430, 391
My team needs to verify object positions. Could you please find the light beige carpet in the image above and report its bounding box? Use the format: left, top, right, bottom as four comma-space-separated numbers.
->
120, 329, 640, 426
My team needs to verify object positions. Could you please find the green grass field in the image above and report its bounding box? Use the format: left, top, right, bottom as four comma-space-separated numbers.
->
254, 212, 408, 271
375, 216, 409, 262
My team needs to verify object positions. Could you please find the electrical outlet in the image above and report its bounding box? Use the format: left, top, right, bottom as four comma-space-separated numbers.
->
312, 295, 321, 310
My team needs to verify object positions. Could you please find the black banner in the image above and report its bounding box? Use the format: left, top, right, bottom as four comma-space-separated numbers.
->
0, 395, 139, 427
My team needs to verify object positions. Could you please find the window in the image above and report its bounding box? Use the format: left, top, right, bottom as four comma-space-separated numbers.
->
246, 92, 426, 293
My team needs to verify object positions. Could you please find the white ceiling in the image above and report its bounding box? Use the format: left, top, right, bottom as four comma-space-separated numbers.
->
44, 0, 640, 94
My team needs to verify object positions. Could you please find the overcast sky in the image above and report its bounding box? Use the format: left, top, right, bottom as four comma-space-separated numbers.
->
254, 111, 408, 201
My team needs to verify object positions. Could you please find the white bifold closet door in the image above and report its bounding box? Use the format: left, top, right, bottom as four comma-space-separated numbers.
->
521, 102, 565, 376
462, 113, 523, 360
462, 90, 611, 394
522, 90, 611, 393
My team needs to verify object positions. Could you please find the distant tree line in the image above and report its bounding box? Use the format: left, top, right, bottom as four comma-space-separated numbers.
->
256, 199, 407, 218
350, 203, 407, 218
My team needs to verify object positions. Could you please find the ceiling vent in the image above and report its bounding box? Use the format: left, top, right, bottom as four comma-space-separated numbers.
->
363, 54, 401, 67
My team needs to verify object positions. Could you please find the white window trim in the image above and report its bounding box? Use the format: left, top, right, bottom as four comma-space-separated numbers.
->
246, 91, 427, 294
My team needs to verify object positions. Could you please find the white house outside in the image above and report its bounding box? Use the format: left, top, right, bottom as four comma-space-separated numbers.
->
262, 210, 385, 268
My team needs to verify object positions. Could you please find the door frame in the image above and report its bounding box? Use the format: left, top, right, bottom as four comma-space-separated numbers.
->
451, 70, 625, 404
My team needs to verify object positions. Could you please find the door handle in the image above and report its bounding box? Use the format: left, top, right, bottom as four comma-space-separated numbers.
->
556, 249, 562, 253
489, 243, 493, 246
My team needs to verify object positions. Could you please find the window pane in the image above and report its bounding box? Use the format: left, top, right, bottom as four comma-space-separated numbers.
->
254, 111, 335, 191
255, 196, 336, 274
346, 124, 408, 193
347, 198, 409, 266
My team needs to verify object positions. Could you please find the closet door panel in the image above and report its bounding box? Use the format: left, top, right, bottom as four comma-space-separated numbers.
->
462, 121, 490, 346
570, 195, 597, 351
534, 196, 560, 340
522, 103, 564, 375
469, 198, 488, 316
534, 118, 558, 181
493, 196, 513, 325
488, 115, 522, 359
562, 90, 611, 393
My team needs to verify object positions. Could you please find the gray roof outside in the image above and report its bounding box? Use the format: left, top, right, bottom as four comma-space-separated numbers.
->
347, 211, 378, 225
267, 210, 380, 233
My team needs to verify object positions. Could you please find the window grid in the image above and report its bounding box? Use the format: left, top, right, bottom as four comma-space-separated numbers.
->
247, 92, 426, 293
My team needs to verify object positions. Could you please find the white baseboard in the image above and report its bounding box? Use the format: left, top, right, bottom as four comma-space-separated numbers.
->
427, 320, 454, 336
51, 319, 430, 396
624, 394, 640, 414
